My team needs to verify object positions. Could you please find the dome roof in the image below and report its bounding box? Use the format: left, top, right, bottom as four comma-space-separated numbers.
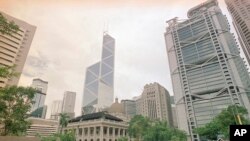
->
108, 98, 125, 114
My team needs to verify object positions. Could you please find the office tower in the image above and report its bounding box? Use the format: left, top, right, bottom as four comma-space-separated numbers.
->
169, 95, 178, 128
121, 99, 136, 118
50, 100, 63, 120
27, 117, 58, 137
225, 0, 250, 65
82, 33, 115, 114
170, 95, 175, 104
164, 0, 250, 140
30, 78, 48, 118
0, 12, 36, 88
136, 82, 173, 126
30, 105, 47, 119
135, 96, 142, 115
62, 91, 76, 118
171, 105, 178, 128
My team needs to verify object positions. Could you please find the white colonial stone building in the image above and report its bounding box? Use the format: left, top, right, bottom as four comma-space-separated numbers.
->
64, 112, 129, 141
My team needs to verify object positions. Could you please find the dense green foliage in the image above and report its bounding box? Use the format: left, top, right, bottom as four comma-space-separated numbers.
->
118, 137, 128, 141
59, 113, 70, 134
0, 13, 19, 35
128, 115, 151, 141
39, 132, 76, 141
0, 11, 35, 136
195, 105, 249, 140
0, 86, 36, 135
128, 115, 187, 141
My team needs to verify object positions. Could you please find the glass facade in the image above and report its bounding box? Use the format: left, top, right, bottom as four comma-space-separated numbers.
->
30, 78, 48, 118
82, 34, 115, 114
31, 92, 46, 112
165, 0, 250, 140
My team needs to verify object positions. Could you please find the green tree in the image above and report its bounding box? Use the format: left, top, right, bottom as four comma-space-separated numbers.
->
0, 12, 19, 79
0, 86, 36, 135
59, 113, 70, 134
59, 131, 75, 141
170, 128, 188, 141
143, 121, 187, 141
128, 115, 151, 141
38, 132, 75, 141
118, 137, 128, 141
0, 12, 19, 35
40, 134, 58, 141
128, 115, 187, 141
0, 12, 34, 136
195, 105, 249, 140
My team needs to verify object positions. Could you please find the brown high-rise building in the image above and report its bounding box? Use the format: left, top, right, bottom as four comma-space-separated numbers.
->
225, 0, 250, 65
0, 12, 36, 88
136, 82, 173, 126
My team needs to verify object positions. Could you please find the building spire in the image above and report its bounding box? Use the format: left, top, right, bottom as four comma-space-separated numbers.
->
103, 20, 109, 35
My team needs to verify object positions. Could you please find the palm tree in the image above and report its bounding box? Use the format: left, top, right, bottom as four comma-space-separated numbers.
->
59, 113, 69, 134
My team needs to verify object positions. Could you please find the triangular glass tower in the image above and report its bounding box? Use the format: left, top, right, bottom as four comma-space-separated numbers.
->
82, 33, 115, 114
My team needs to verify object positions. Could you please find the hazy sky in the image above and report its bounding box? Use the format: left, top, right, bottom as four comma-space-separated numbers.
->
0, 0, 234, 118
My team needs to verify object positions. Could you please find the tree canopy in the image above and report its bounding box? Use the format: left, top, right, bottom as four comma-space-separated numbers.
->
0, 12, 19, 35
0, 86, 36, 135
59, 113, 70, 134
0, 13, 36, 136
128, 115, 187, 141
39, 131, 76, 141
195, 105, 250, 140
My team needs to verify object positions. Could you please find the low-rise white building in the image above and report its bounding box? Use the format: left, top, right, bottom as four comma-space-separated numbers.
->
26, 117, 58, 137
64, 112, 129, 141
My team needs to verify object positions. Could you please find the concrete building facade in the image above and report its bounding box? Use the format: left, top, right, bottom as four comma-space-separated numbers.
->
64, 112, 128, 141
164, 0, 250, 140
136, 82, 173, 126
30, 78, 48, 118
121, 99, 136, 118
0, 12, 36, 88
82, 33, 115, 114
62, 91, 76, 119
50, 100, 63, 120
26, 117, 58, 137
225, 0, 250, 65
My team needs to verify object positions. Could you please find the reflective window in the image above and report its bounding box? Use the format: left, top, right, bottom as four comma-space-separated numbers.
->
101, 73, 113, 86
83, 89, 97, 106
86, 80, 99, 94
101, 63, 112, 76
86, 70, 97, 84
88, 63, 100, 76
103, 56, 114, 67
102, 48, 112, 59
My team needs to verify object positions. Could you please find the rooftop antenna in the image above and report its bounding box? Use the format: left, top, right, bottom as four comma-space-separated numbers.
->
103, 20, 109, 35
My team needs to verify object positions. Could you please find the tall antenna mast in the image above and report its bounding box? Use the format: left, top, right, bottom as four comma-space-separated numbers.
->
103, 20, 109, 35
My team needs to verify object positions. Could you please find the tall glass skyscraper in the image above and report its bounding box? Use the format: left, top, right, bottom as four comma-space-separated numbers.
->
164, 0, 250, 140
30, 78, 48, 118
62, 91, 76, 118
82, 33, 115, 114
225, 0, 250, 65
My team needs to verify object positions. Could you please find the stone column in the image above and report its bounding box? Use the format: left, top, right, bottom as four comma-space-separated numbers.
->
123, 128, 125, 136
112, 127, 115, 140
107, 127, 110, 141
88, 127, 90, 141
94, 126, 96, 141
100, 126, 103, 141
118, 128, 121, 138
81, 127, 84, 141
